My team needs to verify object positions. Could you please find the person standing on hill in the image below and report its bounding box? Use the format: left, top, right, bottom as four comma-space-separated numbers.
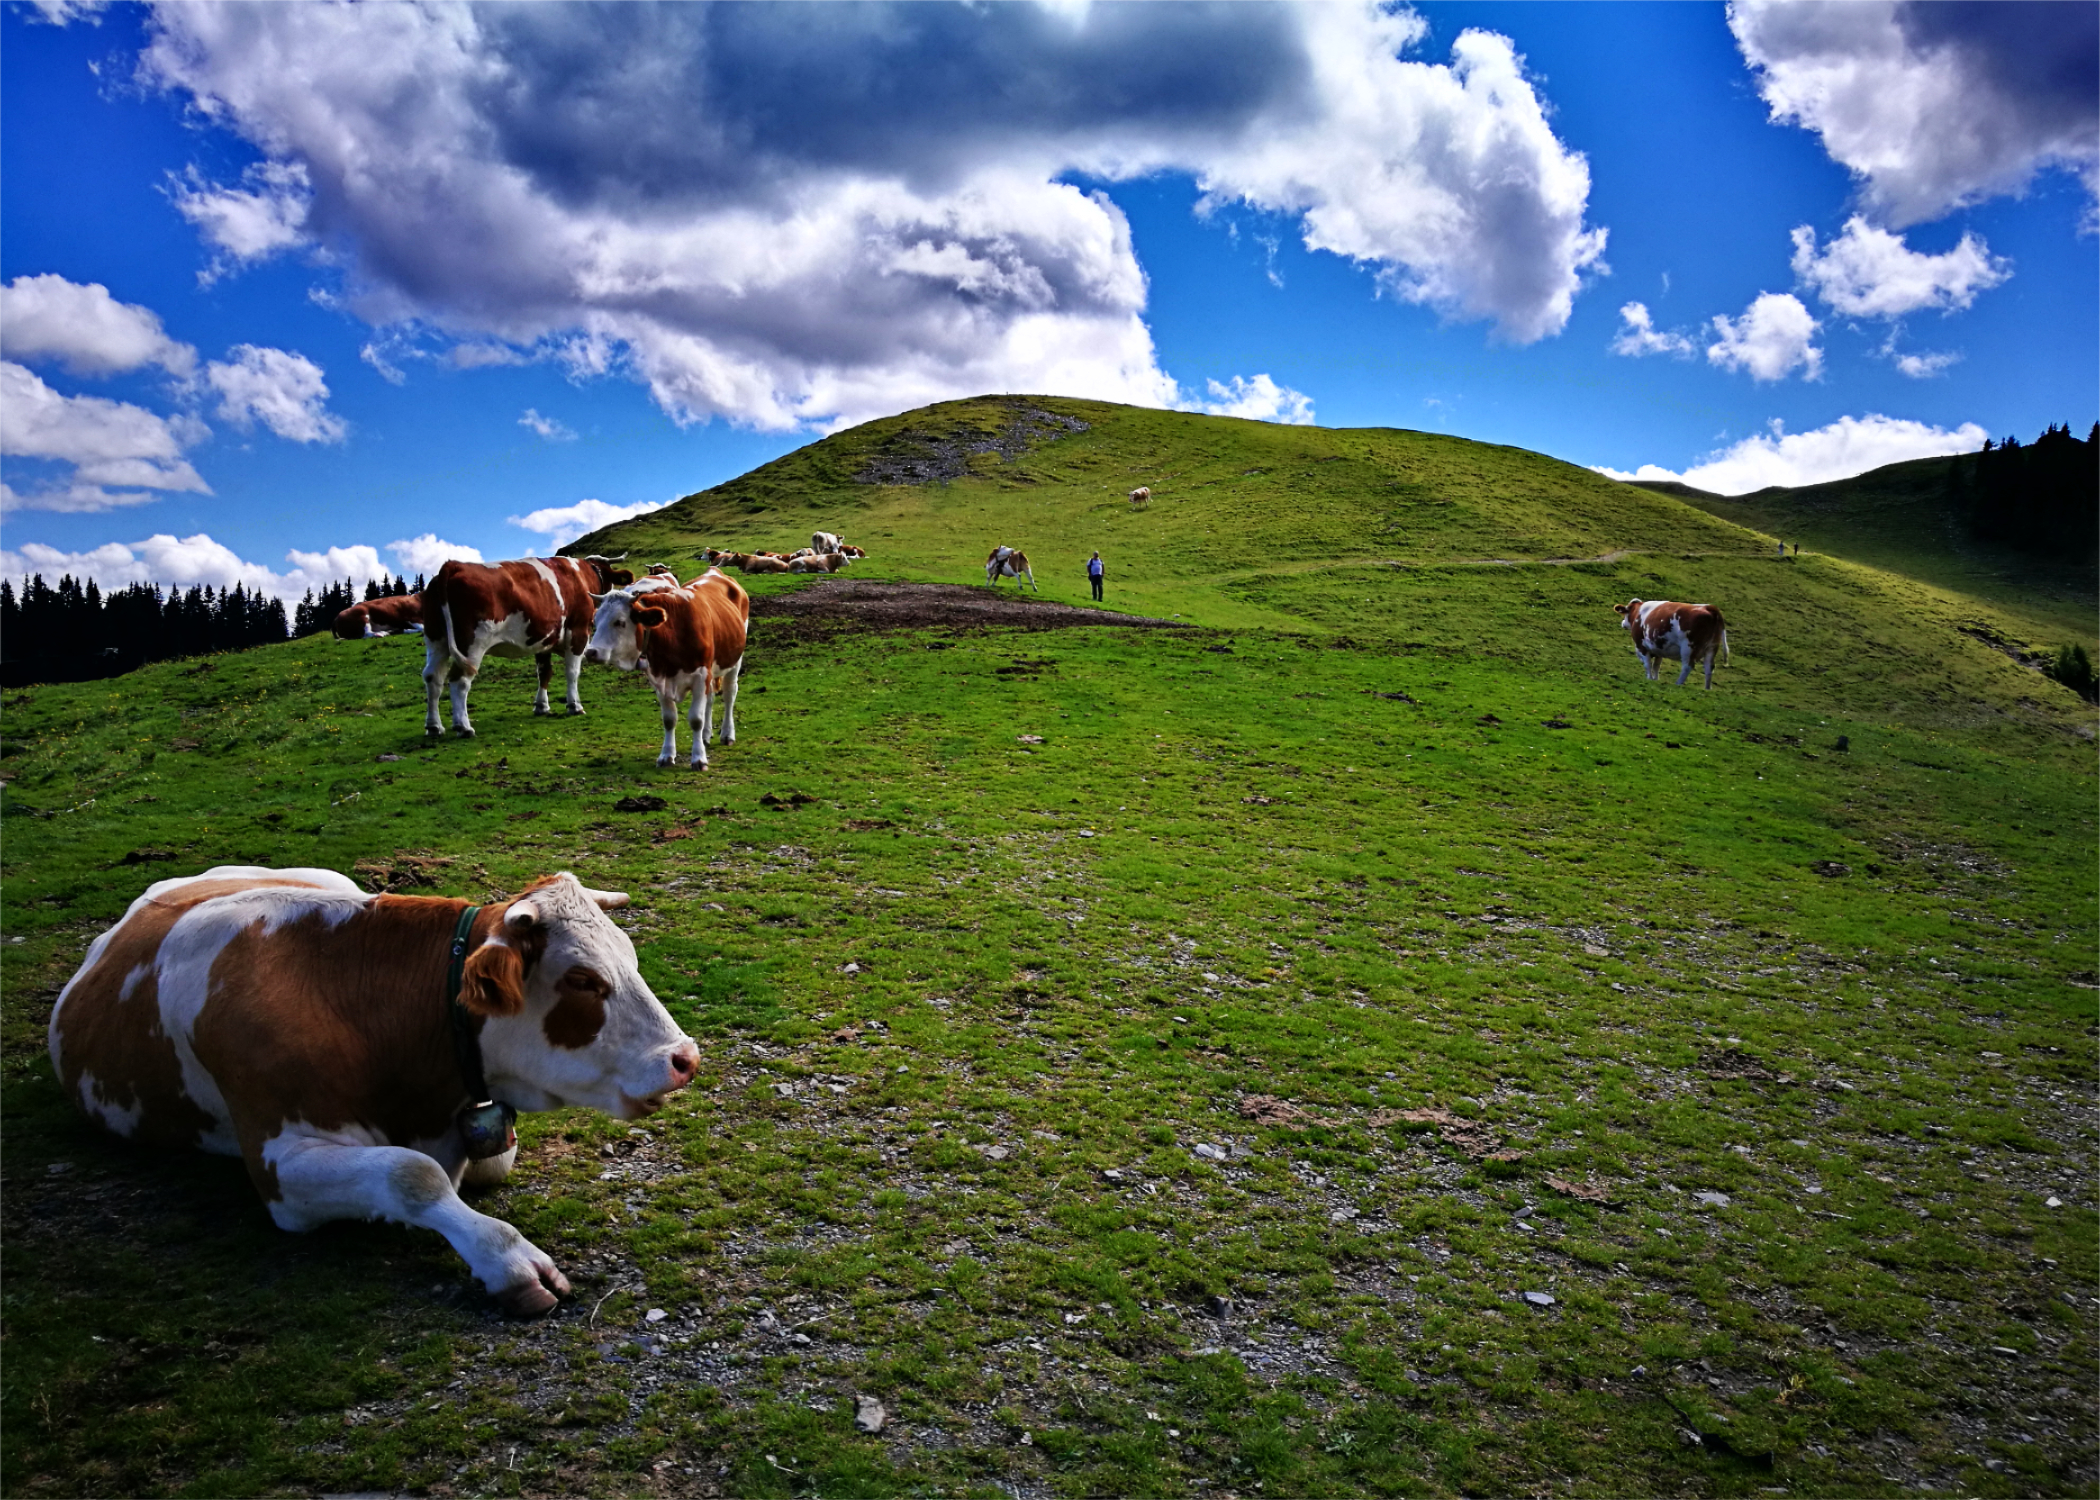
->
1087, 551, 1105, 602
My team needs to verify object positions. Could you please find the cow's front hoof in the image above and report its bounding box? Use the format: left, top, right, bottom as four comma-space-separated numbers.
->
688, 758, 709, 770
498, 1278, 561, 1318
657, 754, 674, 768
454, 726, 476, 738
567, 706, 586, 717
532, 705, 551, 717
425, 726, 441, 738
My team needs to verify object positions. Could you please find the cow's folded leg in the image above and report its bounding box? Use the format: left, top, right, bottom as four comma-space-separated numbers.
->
264, 1136, 570, 1315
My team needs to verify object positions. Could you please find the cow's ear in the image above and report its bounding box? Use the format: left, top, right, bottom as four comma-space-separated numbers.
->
1614, 603, 1631, 616
610, 568, 635, 586
579, 885, 630, 910
633, 604, 668, 628
460, 940, 526, 1017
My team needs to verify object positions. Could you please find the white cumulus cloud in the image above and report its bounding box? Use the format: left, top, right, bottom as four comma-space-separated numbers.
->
168, 160, 312, 281
1707, 293, 1822, 382
1595, 413, 1986, 495
0, 360, 210, 508
1730, 0, 2099, 227
1188, 374, 1315, 425
518, 408, 576, 442
385, 534, 485, 576
139, 2, 1606, 431
1609, 301, 1695, 358
1893, 349, 1961, 379
0, 274, 197, 377
204, 345, 346, 443
1790, 217, 2009, 318
508, 499, 667, 550
0, 532, 403, 605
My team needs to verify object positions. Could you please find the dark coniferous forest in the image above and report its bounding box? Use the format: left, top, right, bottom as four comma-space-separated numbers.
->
1, 573, 419, 688
1952, 422, 2099, 557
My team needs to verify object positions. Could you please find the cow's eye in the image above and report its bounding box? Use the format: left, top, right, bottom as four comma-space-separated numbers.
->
561, 965, 611, 996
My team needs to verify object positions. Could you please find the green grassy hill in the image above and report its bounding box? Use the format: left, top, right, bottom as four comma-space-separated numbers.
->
3, 398, 2093, 1498
1635, 455, 2098, 649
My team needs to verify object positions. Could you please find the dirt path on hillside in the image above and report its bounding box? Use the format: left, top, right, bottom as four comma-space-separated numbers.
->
749, 578, 1187, 640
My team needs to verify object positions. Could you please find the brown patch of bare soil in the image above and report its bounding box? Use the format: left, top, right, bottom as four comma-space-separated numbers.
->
747, 578, 1185, 641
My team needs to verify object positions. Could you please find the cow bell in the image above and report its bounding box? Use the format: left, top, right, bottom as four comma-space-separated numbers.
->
458, 1099, 518, 1160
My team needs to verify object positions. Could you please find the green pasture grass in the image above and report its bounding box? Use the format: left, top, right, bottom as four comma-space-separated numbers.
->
4, 400, 2095, 1497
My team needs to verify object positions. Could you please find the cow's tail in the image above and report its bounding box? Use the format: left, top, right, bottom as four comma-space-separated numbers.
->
1721, 628, 1731, 664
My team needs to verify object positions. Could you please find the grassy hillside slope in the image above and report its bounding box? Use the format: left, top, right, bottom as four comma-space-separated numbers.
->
1636, 457, 2097, 649
4, 399, 2094, 1499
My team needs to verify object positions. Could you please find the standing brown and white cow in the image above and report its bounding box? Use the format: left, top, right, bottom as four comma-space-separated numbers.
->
986, 545, 1037, 591
1615, 598, 1731, 688
332, 593, 424, 640
421, 555, 631, 736
49, 865, 699, 1314
586, 568, 750, 768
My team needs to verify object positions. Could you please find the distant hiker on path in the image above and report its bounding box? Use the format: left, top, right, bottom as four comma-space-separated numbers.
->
1087, 551, 1105, 601
1777, 539, 1786, 557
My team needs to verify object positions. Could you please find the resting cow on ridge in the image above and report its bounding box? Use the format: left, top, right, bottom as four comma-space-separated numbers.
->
49, 865, 700, 1315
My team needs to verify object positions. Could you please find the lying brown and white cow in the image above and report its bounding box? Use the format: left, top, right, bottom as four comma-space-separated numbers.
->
586, 568, 750, 768
421, 555, 632, 736
1615, 598, 1731, 688
786, 551, 850, 573
332, 592, 424, 639
48, 865, 699, 1314
986, 545, 1037, 592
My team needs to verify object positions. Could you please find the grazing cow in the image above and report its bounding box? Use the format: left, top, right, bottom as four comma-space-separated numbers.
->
812, 531, 843, 554
1615, 599, 1730, 688
48, 866, 700, 1315
421, 555, 632, 736
586, 568, 750, 768
332, 593, 424, 640
986, 546, 1038, 592
1129, 486, 1151, 508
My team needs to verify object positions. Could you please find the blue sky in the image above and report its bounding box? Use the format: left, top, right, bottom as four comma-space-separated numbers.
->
3, 0, 2093, 601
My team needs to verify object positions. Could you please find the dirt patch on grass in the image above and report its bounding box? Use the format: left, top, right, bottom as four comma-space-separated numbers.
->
749, 579, 1186, 641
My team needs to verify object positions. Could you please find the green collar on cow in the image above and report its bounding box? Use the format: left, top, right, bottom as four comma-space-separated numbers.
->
446, 904, 517, 1161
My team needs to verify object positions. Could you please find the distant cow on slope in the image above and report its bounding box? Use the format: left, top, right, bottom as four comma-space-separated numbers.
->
332, 593, 424, 639
422, 555, 632, 736
1615, 599, 1730, 688
1129, 486, 1151, 508
986, 546, 1037, 592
